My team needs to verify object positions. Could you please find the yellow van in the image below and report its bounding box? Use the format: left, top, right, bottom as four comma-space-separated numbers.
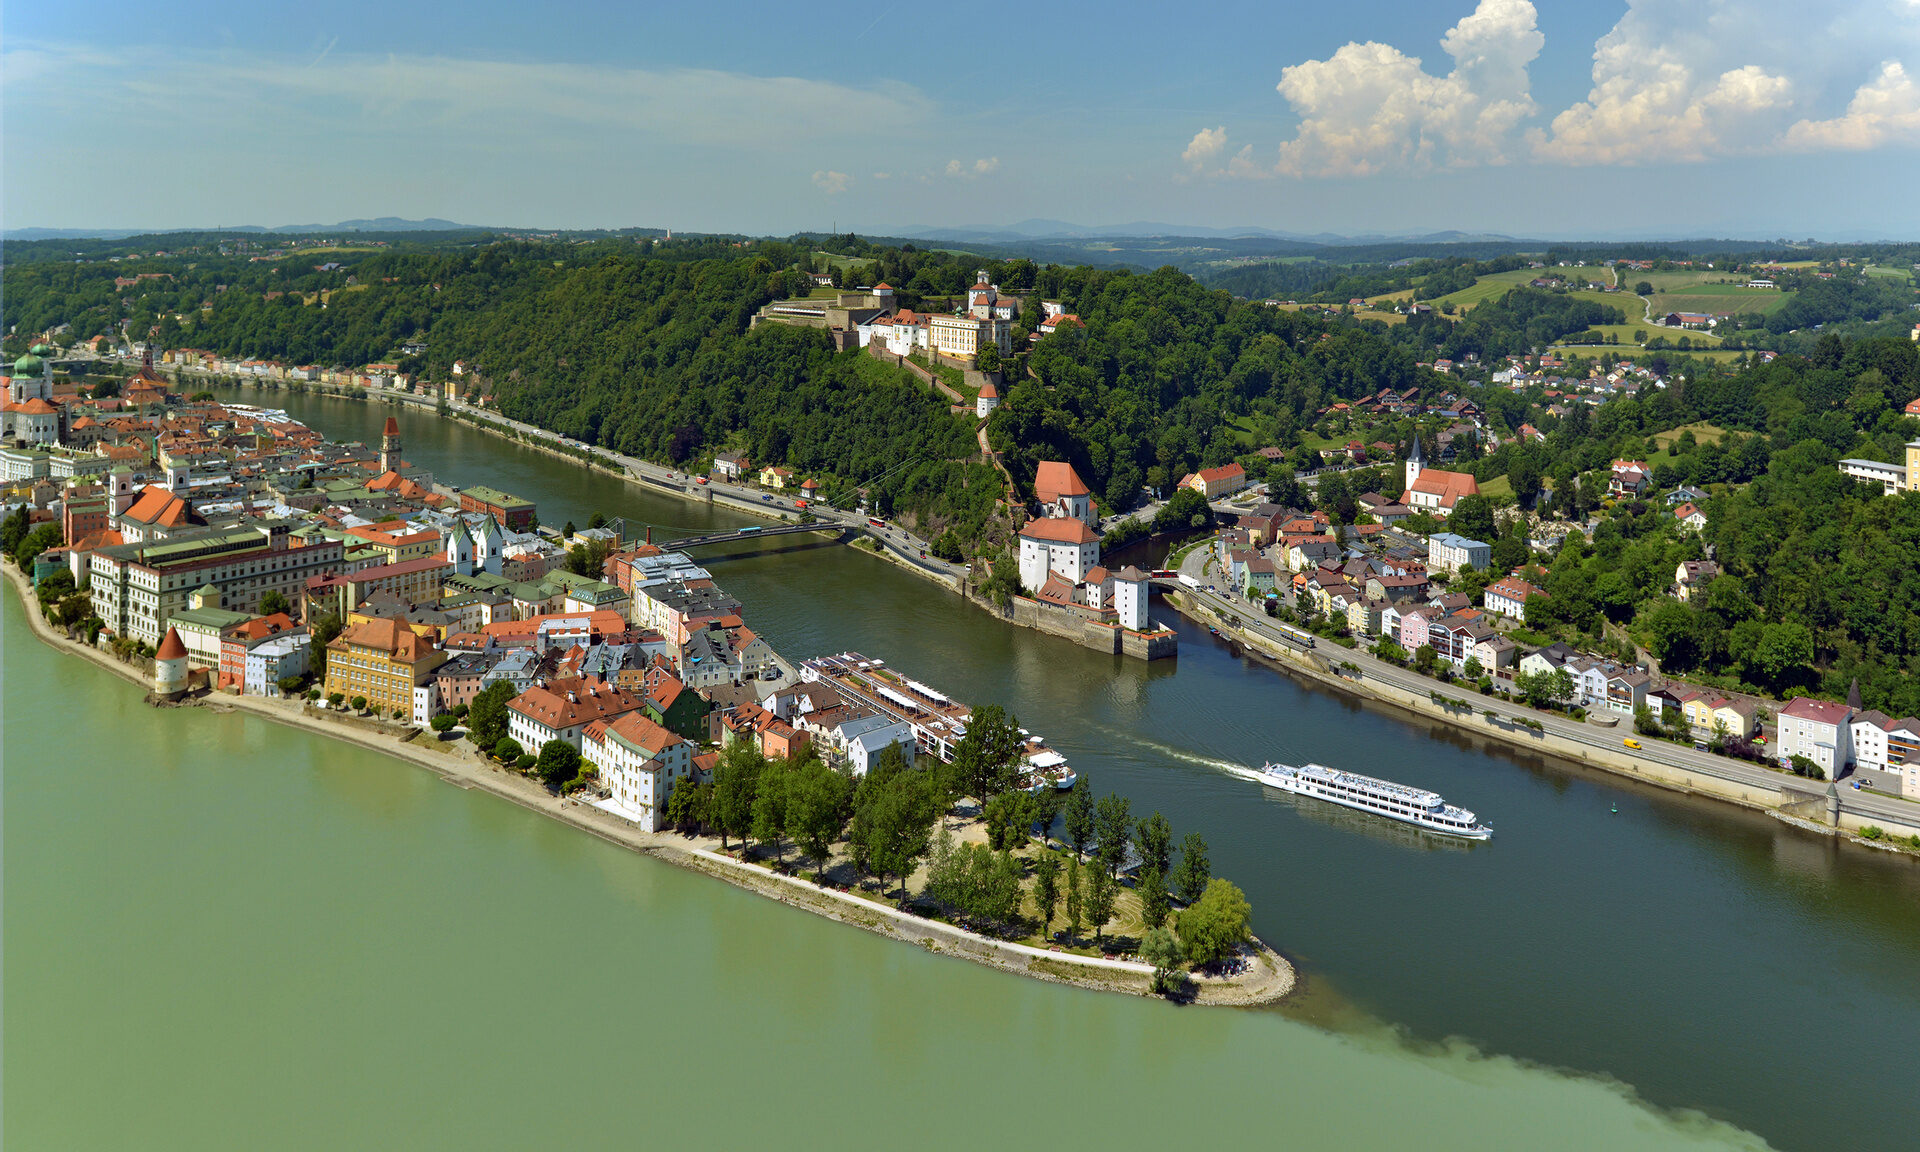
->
1623, 738, 1642, 749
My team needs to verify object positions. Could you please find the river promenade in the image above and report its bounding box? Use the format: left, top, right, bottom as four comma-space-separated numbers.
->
4, 563, 1293, 1006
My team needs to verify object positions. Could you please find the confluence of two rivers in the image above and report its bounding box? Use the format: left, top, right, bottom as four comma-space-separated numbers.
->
7, 387, 1917, 1150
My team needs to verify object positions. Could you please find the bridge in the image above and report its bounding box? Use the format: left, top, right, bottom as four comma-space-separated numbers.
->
664, 521, 849, 550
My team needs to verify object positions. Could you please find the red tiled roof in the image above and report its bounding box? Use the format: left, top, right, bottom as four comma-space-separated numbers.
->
1035, 461, 1090, 499
156, 627, 187, 661
1019, 517, 1097, 544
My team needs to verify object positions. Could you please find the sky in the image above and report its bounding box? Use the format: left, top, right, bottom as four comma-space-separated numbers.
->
8, 0, 1920, 238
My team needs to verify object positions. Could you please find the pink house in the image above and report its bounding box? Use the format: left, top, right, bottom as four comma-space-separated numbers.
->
1399, 608, 1434, 651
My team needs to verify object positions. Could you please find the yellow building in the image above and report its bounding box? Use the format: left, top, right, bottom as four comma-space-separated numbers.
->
929, 312, 1012, 361
323, 616, 446, 716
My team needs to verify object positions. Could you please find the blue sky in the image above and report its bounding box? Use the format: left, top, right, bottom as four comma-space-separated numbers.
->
9, 1, 1920, 237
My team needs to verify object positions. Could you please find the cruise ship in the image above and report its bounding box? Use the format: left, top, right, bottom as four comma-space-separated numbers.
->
1248, 762, 1491, 839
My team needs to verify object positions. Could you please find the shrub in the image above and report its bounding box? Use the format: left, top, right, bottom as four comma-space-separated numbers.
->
515, 754, 537, 773
493, 737, 525, 764
1858, 826, 1886, 841
430, 713, 457, 733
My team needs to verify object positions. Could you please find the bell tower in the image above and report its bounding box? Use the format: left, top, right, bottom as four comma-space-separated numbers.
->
379, 416, 401, 474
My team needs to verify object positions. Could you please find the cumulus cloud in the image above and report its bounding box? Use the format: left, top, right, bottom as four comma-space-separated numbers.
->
1191, 0, 1920, 178
1256, 0, 1544, 177
1182, 126, 1227, 170
1785, 60, 1920, 150
812, 170, 851, 194
1539, 0, 1919, 163
944, 157, 999, 178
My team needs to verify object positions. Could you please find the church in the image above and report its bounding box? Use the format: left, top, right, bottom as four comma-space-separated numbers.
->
1399, 437, 1479, 516
2, 346, 63, 446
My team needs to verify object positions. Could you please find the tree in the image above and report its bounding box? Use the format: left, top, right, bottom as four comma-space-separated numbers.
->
1462, 656, 1484, 681
350, 695, 368, 713
278, 675, 306, 698
534, 739, 582, 792
665, 779, 711, 833
1031, 787, 1061, 845
951, 702, 1021, 802
1134, 811, 1172, 876
430, 713, 457, 733
1635, 281, 1654, 296
1094, 792, 1132, 877
1506, 455, 1541, 506
1061, 779, 1095, 860
1085, 863, 1115, 942
1032, 853, 1061, 938
492, 737, 525, 765
327, 691, 345, 709
1177, 878, 1252, 966
466, 679, 516, 751
1448, 494, 1497, 546
1152, 487, 1214, 534
786, 758, 854, 879
1137, 862, 1170, 931
1173, 832, 1211, 905
1140, 926, 1185, 995
751, 758, 791, 864
1065, 855, 1084, 941
258, 590, 291, 617
983, 789, 1037, 850
710, 740, 764, 850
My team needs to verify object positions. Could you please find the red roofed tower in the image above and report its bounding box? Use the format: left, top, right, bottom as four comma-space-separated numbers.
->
154, 627, 190, 697
380, 415, 402, 474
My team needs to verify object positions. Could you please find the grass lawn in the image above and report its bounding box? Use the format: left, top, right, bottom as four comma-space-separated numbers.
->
1651, 421, 1728, 448
1479, 474, 1514, 499
1864, 265, 1912, 279
1225, 414, 1261, 447
1429, 265, 1616, 313
1353, 309, 1406, 325
1551, 344, 1748, 363
1649, 287, 1793, 317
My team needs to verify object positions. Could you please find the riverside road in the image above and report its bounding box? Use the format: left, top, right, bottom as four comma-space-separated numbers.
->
1174, 542, 1920, 829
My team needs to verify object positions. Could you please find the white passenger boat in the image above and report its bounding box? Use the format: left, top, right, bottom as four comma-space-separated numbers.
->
1251, 762, 1491, 839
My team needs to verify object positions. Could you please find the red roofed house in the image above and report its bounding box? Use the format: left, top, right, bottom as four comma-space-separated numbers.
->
1609, 459, 1652, 497
506, 676, 647, 754
1777, 697, 1855, 778
583, 712, 692, 832
1181, 462, 1248, 499
1482, 575, 1546, 622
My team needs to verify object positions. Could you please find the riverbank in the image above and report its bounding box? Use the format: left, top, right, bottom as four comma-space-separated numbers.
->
1162, 588, 1920, 852
4, 563, 1291, 1005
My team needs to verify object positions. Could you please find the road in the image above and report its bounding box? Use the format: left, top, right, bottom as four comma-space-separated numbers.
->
1172, 543, 1920, 827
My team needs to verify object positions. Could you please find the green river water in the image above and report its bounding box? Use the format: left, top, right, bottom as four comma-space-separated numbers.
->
8, 386, 1917, 1150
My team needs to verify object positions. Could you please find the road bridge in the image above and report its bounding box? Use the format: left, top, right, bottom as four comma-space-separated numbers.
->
666, 522, 848, 550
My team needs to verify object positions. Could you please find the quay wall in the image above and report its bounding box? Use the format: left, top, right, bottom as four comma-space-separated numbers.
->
999, 594, 1176, 660
1164, 592, 1920, 844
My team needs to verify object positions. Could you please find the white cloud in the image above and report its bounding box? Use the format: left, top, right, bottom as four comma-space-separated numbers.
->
2, 41, 930, 153
944, 157, 999, 178
812, 170, 851, 194
1785, 60, 1920, 150
1539, 0, 1920, 164
1182, 126, 1227, 170
1252, 0, 1544, 177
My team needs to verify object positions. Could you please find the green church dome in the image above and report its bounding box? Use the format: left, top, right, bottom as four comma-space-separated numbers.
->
12, 351, 45, 378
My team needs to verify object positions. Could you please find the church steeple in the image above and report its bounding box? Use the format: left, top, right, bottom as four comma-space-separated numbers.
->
379, 416, 401, 474
1405, 434, 1425, 493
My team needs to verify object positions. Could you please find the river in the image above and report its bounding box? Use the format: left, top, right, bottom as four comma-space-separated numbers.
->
8, 385, 1917, 1149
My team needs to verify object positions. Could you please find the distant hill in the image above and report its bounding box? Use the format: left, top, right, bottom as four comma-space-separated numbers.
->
6, 217, 483, 241
898, 220, 1526, 245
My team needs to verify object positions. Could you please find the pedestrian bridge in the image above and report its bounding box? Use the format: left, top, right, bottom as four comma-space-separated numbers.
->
667, 521, 849, 550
